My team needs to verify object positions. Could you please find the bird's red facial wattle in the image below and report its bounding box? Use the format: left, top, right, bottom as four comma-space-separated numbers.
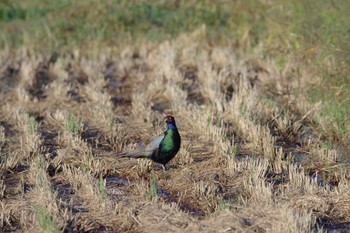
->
165, 115, 173, 124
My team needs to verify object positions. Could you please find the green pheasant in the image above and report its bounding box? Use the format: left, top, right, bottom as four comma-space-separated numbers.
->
121, 115, 181, 170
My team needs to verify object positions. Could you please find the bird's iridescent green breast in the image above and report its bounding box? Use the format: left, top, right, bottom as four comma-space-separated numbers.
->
160, 130, 176, 152
151, 123, 181, 166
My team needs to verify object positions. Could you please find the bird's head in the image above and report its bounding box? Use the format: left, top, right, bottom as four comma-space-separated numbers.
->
164, 115, 177, 129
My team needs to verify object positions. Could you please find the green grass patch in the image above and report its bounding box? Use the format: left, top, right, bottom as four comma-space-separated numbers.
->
0, 126, 5, 143
310, 86, 350, 140
288, 2, 350, 140
99, 174, 107, 199
34, 206, 60, 233
65, 113, 82, 134
149, 176, 158, 199
0, 0, 268, 52
26, 114, 38, 134
81, 147, 93, 173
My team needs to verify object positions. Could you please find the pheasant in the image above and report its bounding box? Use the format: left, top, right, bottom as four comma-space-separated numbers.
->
121, 115, 181, 170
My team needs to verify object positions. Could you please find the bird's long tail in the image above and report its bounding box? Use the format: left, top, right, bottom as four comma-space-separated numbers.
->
120, 149, 148, 158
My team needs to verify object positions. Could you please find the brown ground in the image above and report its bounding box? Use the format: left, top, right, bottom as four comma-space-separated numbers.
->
1, 31, 350, 232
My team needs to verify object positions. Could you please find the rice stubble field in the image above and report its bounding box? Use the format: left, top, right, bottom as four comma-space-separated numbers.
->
1, 30, 350, 232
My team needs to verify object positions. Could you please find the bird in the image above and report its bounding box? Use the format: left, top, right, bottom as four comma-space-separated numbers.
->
120, 115, 181, 170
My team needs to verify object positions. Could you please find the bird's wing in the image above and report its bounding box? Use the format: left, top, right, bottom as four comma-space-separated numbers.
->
144, 134, 164, 155
120, 134, 164, 158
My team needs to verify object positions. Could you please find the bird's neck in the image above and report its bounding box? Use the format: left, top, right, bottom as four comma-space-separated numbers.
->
167, 124, 177, 130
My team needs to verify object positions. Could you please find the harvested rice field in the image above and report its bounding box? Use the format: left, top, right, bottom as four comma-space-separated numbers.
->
1, 1, 350, 232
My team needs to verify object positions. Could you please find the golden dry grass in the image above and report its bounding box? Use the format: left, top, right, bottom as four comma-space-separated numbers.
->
1, 30, 349, 232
